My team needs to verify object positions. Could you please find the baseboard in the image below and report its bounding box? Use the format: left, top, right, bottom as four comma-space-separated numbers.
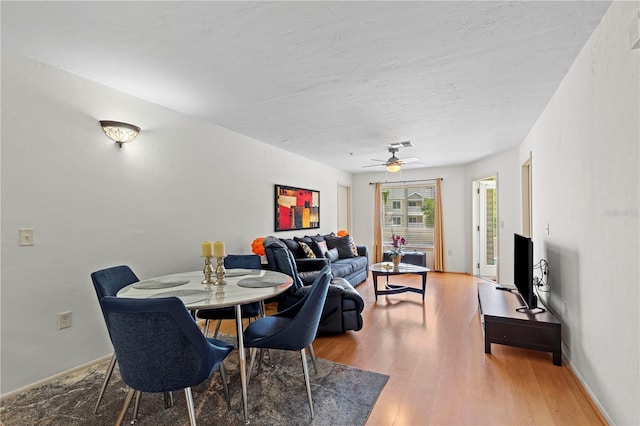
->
562, 347, 612, 425
0, 354, 112, 401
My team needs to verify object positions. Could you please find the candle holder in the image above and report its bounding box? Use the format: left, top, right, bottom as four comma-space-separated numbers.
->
214, 256, 226, 286
202, 256, 214, 290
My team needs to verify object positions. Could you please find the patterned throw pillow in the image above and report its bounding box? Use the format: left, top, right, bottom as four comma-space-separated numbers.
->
308, 234, 328, 258
347, 236, 359, 257
316, 240, 329, 257
299, 241, 316, 258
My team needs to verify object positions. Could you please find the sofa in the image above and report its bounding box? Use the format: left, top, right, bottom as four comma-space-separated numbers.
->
276, 233, 369, 287
263, 235, 365, 334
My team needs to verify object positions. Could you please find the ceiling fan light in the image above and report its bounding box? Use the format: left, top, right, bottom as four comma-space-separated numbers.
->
386, 161, 402, 173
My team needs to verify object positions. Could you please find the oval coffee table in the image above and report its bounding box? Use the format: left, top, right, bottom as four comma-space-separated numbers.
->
370, 262, 430, 301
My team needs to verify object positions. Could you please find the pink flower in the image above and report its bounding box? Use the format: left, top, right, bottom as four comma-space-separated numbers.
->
391, 234, 406, 255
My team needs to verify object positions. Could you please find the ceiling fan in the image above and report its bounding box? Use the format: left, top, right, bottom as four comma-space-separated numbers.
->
363, 142, 419, 173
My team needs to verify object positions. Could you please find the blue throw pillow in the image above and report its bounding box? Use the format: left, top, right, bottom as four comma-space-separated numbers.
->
326, 248, 339, 262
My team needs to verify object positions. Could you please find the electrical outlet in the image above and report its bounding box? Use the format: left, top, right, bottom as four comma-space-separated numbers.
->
57, 311, 72, 329
19, 228, 34, 246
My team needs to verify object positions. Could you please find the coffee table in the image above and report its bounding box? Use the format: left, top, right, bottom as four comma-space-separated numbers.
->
370, 262, 430, 301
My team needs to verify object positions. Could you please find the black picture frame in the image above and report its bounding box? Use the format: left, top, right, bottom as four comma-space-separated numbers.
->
274, 184, 320, 231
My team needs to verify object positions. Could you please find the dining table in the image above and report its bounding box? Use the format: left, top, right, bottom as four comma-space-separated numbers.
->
116, 268, 293, 422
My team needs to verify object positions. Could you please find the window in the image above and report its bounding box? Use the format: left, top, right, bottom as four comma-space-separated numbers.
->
381, 183, 436, 250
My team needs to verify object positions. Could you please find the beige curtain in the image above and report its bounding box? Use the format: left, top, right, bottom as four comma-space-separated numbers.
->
373, 182, 383, 263
433, 178, 446, 272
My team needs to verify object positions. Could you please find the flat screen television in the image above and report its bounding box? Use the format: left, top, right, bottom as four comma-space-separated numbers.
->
514, 233, 537, 310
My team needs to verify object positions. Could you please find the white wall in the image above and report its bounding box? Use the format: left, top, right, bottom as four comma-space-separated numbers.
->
520, 2, 639, 424
352, 166, 468, 273
352, 148, 520, 281
0, 51, 351, 394
465, 148, 520, 284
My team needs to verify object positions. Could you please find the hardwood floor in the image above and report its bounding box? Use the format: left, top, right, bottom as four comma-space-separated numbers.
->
216, 272, 605, 425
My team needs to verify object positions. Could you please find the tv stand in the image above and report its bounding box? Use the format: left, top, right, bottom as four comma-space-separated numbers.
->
478, 281, 562, 366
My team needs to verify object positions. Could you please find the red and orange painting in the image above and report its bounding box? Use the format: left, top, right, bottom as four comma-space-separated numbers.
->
274, 184, 320, 231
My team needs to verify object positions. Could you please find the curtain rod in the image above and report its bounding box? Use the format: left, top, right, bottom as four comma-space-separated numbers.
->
369, 177, 443, 185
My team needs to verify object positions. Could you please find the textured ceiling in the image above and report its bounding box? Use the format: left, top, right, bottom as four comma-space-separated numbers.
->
1, 1, 611, 173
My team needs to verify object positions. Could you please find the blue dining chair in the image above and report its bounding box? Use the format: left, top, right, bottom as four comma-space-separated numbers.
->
196, 254, 263, 338
100, 296, 234, 426
243, 266, 331, 419
90, 265, 140, 414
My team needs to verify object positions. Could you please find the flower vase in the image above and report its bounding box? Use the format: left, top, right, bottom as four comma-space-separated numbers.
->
392, 255, 401, 269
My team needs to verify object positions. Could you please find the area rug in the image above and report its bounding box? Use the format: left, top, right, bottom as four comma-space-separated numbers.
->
1, 346, 388, 426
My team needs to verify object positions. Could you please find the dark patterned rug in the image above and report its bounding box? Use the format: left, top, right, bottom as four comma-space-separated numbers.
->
1, 345, 388, 426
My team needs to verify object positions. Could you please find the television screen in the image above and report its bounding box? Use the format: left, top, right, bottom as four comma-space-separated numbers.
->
514, 233, 537, 309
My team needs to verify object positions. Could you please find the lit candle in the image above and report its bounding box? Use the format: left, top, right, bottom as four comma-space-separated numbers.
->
201, 241, 213, 257
213, 241, 226, 257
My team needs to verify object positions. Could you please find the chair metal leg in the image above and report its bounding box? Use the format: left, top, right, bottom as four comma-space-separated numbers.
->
184, 387, 197, 426
308, 344, 318, 374
219, 362, 231, 410
94, 353, 117, 414
213, 319, 222, 338
131, 390, 142, 424
115, 388, 135, 426
164, 391, 174, 408
203, 319, 211, 337
300, 348, 314, 419
247, 347, 258, 387
257, 348, 264, 374
266, 348, 273, 367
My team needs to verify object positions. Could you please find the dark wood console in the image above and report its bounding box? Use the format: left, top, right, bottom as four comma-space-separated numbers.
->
478, 281, 562, 366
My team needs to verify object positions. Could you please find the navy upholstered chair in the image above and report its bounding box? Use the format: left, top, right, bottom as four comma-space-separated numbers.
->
90, 265, 139, 414
243, 266, 331, 419
263, 236, 364, 334
196, 254, 262, 337
100, 296, 234, 426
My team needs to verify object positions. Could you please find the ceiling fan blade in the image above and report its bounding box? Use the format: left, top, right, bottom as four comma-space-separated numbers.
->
362, 163, 385, 168
399, 157, 420, 164
401, 161, 427, 169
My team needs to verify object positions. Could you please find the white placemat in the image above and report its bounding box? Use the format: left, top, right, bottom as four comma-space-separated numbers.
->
225, 269, 253, 277
132, 279, 189, 290
148, 289, 210, 305
237, 272, 284, 288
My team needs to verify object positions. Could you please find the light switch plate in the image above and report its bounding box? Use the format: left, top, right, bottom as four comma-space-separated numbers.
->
19, 228, 34, 246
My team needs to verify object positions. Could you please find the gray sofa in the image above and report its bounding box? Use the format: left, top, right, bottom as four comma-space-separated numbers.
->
276, 233, 368, 286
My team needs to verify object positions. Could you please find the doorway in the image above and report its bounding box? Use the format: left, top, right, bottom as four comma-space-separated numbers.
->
473, 176, 498, 281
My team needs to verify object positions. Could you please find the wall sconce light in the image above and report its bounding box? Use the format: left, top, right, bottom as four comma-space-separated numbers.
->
99, 120, 141, 147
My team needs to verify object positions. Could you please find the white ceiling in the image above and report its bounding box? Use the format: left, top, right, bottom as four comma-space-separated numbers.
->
1, 1, 611, 173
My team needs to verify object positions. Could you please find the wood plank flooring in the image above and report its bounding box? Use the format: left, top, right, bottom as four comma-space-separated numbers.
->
214, 271, 605, 425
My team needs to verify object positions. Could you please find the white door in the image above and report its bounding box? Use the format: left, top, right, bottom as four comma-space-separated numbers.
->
479, 179, 497, 278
